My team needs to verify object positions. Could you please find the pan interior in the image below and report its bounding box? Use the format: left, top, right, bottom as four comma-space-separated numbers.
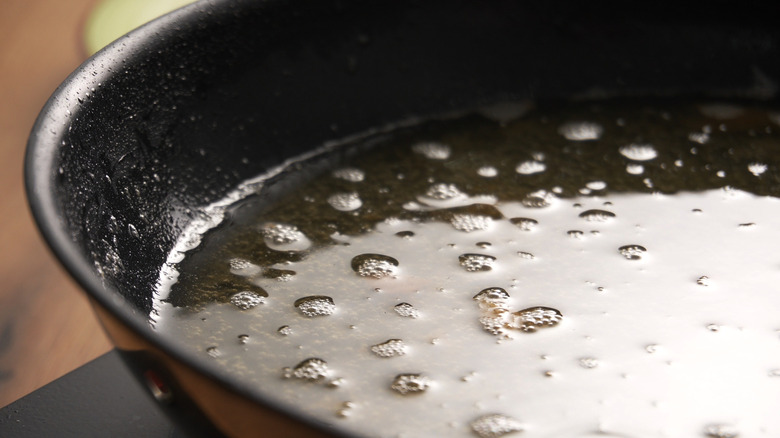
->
27, 1, 780, 436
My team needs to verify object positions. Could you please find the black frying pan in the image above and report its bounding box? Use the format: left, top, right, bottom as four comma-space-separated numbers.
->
24, 0, 780, 436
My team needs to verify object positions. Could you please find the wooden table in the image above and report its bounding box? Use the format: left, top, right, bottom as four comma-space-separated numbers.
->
0, 0, 112, 408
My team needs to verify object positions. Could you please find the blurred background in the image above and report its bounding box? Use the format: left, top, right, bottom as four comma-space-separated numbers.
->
0, 0, 194, 408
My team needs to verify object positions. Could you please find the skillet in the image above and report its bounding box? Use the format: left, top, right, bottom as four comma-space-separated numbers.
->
25, 0, 780, 436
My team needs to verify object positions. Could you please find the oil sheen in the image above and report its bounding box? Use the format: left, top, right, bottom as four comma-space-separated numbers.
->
154, 101, 780, 437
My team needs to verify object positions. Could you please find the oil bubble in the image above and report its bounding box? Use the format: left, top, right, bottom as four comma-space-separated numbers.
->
261, 223, 311, 251
291, 358, 330, 381
294, 296, 336, 317
626, 163, 645, 175
517, 251, 535, 259
412, 142, 451, 160
470, 414, 524, 438
688, 131, 710, 144
568, 230, 585, 239
370, 339, 407, 358
697, 276, 711, 286
619, 143, 658, 161
473, 287, 510, 303
264, 268, 296, 282
394, 302, 420, 318
478, 314, 508, 336
351, 253, 399, 278
332, 167, 365, 182
703, 423, 739, 438
515, 160, 546, 175
206, 346, 220, 358
460, 371, 477, 382
509, 217, 538, 231
336, 401, 355, 418
229, 258, 262, 277
327, 377, 344, 387
477, 166, 498, 177
423, 183, 466, 201
579, 209, 616, 222
618, 245, 647, 260
586, 181, 607, 190
262, 223, 303, 244
747, 162, 768, 176
579, 357, 599, 369
390, 373, 431, 395
237, 334, 250, 344
278, 325, 293, 335
450, 214, 493, 232
558, 121, 603, 141
230, 291, 265, 310
328, 192, 362, 211
458, 253, 497, 272
511, 306, 563, 332
522, 190, 555, 208
395, 230, 415, 238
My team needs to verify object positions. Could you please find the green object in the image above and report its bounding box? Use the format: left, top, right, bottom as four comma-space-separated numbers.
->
84, 0, 197, 55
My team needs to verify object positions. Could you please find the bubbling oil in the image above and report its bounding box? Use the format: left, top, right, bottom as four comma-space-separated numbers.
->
154, 100, 780, 437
